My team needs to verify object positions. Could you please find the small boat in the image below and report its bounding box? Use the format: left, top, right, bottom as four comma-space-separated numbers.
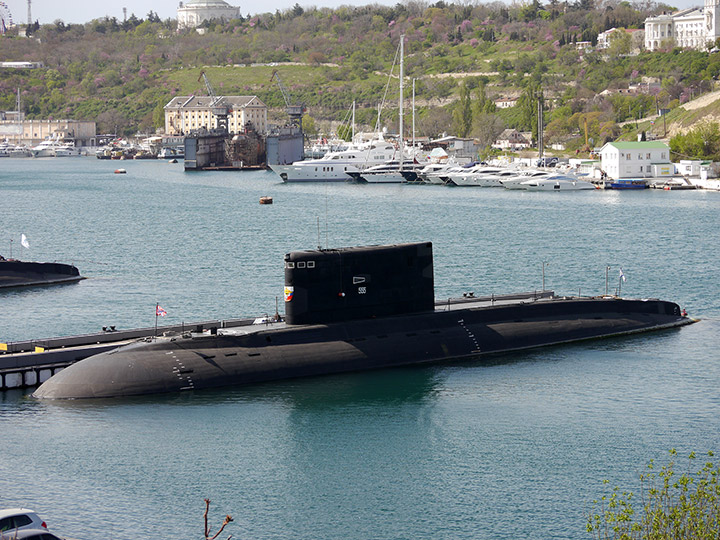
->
114, 168, 126, 174
259, 196, 273, 204
604, 179, 648, 190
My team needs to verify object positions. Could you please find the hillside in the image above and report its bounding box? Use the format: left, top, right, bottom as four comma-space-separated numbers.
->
2, 1, 720, 156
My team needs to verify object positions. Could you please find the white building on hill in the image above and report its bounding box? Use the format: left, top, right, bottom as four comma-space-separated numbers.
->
599, 141, 673, 179
177, 0, 241, 30
644, 1, 720, 51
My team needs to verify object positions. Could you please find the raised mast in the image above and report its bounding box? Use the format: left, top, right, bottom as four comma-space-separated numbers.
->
399, 34, 404, 171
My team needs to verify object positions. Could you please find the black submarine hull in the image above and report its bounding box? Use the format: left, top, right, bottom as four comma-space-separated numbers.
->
33, 296, 692, 399
0, 260, 84, 289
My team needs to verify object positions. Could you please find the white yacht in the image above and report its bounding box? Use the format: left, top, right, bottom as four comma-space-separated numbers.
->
348, 158, 426, 183
424, 161, 480, 185
416, 162, 453, 184
446, 166, 510, 187
521, 176, 597, 191
53, 143, 82, 157
500, 169, 560, 190
269, 139, 398, 182
0, 142, 31, 158
31, 139, 80, 157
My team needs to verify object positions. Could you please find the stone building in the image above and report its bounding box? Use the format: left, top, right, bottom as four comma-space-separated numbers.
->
644, 1, 720, 51
164, 95, 268, 135
177, 0, 241, 30
0, 117, 96, 147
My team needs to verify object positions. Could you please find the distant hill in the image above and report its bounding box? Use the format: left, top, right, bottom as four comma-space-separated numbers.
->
1, 1, 719, 152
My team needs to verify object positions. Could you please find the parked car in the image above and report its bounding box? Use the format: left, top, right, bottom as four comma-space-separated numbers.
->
0, 528, 63, 540
0, 509, 48, 535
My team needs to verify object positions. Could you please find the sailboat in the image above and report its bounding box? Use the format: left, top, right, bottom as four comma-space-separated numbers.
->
348, 35, 426, 184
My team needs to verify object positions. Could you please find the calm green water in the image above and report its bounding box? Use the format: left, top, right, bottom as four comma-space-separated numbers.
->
1, 157, 720, 539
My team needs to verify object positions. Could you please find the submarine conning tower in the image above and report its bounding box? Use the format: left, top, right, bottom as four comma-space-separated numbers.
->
284, 242, 435, 325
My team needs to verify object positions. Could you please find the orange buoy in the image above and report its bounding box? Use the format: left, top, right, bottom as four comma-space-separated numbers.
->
114, 169, 127, 174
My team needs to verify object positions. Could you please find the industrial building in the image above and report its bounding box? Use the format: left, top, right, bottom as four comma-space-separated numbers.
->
163, 95, 268, 136
0, 114, 97, 147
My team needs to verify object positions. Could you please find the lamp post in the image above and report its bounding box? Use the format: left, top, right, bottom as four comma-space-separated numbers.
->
605, 265, 610, 296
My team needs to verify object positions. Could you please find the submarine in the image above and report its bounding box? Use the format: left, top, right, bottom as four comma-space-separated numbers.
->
34, 242, 694, 399
0, 256, 83, 289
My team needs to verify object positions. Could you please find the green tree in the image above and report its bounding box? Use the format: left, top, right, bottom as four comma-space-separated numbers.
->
670, 122, 720, 160
301, 114, 317, 139
588, 450, 720, 540
452, 82, 472, 137
607, 29, 632, 57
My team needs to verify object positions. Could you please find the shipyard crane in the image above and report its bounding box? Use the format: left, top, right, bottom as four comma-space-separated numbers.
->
271, 70, 305, 127
198, 71, 230, 132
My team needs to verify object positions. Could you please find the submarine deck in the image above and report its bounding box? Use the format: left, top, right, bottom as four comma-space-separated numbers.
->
0, 291, 553, 390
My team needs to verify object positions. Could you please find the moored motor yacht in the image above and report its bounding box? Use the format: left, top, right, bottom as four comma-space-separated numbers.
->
53, 143, 82, 157
31, 139, 80, 157
446, 165, 513, 187
521, 176, 597, 191
269, 137, 399, 182
500, 169, 564, 189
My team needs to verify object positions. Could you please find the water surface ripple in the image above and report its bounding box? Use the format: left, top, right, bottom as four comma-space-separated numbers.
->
2, 158, 719, 539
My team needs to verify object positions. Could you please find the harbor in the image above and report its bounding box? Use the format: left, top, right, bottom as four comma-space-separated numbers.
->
2, 156, 720, 540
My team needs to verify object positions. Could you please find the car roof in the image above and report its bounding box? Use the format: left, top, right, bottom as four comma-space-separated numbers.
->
0, 529, 56, 540
0, 509, 38, 519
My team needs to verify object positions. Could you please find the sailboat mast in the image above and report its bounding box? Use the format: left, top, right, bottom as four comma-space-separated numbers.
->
352, 100, 355, 142
399, 34, 404, 170
412, 78, 416, 156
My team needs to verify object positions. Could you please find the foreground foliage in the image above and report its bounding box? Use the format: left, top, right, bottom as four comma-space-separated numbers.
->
587, 450, 720, 540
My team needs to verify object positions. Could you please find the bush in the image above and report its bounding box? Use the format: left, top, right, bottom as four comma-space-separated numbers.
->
587, 450, 720, 540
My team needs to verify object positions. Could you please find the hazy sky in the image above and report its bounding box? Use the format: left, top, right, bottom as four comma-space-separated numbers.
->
3, 0, 700, 25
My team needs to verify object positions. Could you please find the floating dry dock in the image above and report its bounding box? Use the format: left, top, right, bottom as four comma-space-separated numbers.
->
30, 242, 695, 400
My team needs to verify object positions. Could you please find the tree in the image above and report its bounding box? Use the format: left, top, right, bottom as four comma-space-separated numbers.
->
607, 28, 632, 57
452, 82, 472, 137
471, 112, 505, 149
670, 122, 720, 160
588, 450, 720, 540
516, 83, 543, 143
302, 114, 317, 139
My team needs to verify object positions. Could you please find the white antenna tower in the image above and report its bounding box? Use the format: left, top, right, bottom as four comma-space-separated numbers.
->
27, 0, 31, 25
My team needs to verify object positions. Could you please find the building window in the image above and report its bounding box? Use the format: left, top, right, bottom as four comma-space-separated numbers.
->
646, 153, 651, 159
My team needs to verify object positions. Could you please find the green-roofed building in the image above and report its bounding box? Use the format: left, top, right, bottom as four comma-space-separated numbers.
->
599, 141, 672, 179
